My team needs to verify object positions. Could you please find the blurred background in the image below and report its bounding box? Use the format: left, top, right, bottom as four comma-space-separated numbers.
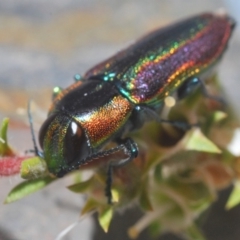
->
0, 0, 240, 239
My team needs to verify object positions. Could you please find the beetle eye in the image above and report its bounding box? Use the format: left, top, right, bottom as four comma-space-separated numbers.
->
64, 120, 88, 164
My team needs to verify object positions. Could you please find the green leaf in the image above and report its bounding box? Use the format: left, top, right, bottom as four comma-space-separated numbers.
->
98, 206, 113, 232
111, 187, 120, 203
182, 128, 221, 153
81, 198, 99, 215
21, 157, 48, 179
212, 111, 227, 123
0, 118, 14, 156
4, 177, 54, 203
226, 181, 240, 209
67, 177, 94, 193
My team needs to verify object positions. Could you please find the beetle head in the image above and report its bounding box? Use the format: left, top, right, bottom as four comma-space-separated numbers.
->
39, 113, 89, 177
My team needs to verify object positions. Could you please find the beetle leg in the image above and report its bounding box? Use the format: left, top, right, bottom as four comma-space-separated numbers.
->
112, 138, 138, 167
177, 76, 226, 105
105, 138, 138, 204
69, 138, 138, 204
78, 138, 138, 167
198, 78, 226, 105
139, 105, 198, 131
105, 163, 113, 204
158, 119, 199, 130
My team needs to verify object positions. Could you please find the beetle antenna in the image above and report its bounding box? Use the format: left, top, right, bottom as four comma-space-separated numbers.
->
27, 100, 41, 157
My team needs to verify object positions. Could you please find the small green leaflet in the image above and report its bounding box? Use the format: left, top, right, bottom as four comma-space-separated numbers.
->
5, 177, 54, 203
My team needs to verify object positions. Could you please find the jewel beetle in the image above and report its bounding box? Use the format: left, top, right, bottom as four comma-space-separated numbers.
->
35, 12, 235, 203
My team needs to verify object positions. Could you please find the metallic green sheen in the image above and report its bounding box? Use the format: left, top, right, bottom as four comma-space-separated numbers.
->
84, 13, 233, 107
42, 115, 71, 175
